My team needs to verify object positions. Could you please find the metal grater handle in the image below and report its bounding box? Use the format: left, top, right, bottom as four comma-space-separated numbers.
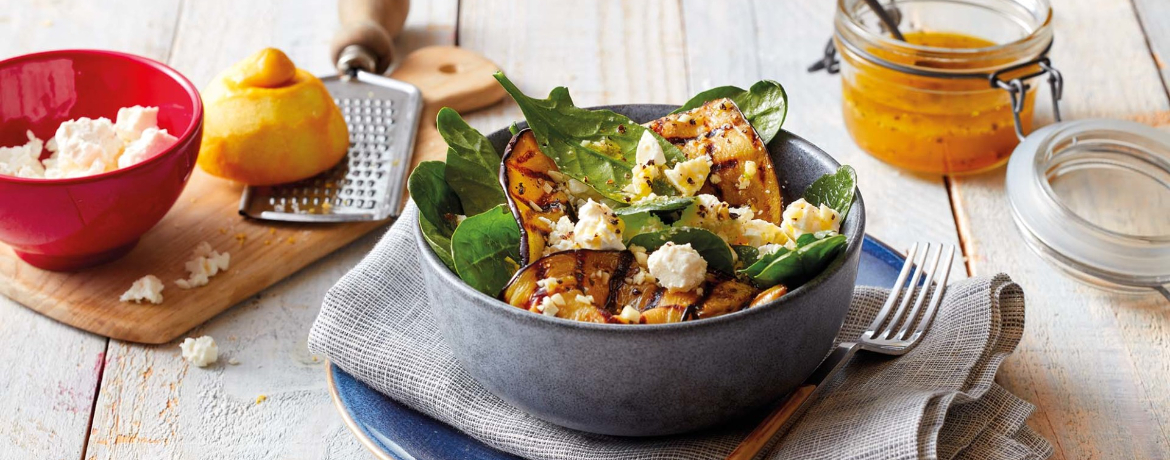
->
330, 0, 410, 75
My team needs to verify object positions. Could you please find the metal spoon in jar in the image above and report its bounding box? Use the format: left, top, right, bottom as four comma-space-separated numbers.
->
864, 0, 905, 41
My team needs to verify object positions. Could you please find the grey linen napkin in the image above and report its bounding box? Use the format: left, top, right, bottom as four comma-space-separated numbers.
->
309, 203, 1053, 460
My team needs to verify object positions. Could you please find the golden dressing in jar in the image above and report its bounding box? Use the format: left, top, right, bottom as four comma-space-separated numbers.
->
840, 31, 1035, 174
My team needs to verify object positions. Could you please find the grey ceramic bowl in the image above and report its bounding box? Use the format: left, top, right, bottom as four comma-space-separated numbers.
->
415, 104, 866, 436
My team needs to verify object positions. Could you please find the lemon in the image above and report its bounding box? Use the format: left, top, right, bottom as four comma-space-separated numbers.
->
198, 48, 348, 186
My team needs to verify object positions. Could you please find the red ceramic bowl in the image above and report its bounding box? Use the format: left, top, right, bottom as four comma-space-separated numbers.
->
0, 50, 203, 271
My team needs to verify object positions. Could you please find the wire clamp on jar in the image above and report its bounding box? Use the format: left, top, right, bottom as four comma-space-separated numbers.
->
807, 38, 841, 74
989, 57, 1064, 140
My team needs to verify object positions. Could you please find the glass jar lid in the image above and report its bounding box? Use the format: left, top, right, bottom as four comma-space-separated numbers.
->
1006, 119, 1170, 299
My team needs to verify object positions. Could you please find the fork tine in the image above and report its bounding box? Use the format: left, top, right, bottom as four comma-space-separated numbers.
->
863, 243, 919, 340
878, 243, 931, 340
893, 244, 944, 340
906, 245, 955, 344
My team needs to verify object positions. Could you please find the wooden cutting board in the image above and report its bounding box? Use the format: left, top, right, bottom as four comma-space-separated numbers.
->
0, 46, 506, 344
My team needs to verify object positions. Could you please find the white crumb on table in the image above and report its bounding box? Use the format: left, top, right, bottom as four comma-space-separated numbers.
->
179, 336, 218, 367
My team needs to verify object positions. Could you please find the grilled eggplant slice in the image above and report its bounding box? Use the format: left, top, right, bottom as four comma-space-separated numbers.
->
500, 129, 573, 265
749, 284, 789, 307
502, 249, 758, 324
501, 250, 641, 323
648, 98, 783, 224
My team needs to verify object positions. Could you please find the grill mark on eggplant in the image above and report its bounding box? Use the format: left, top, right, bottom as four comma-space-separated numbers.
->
602, 252, 634, 314
664, 136, 697, 146
511, 164, 558, 184
573, 251, 587, 288
710, 158, 740, 174
644, 288, 664, 311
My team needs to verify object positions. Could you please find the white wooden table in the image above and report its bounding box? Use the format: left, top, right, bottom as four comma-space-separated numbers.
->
3, 1, 1169, 459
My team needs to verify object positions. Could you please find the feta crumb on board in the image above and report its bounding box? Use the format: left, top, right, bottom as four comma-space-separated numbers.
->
120, 275, 165, 304
175, 242, 231, 289
180, 336, 218, 367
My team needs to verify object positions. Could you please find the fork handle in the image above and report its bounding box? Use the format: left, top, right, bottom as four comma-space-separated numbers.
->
725, 385, 815, 460
725, 344, 859, 460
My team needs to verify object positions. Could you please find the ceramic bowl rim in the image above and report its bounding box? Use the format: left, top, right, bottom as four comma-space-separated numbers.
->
415, 103, 866, 333
0, 49, 204, 187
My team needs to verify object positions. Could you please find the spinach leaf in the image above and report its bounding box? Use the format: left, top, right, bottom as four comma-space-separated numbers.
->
732, 245, 759, 268
436, 107, 507, 216
494, 72, 687, 201
408, 161, 463, 271
739, 233, 847, 288
672, 80, 788, 144
613, 196, 695, 215
619, 212, 668, 243
451, 204, 523, 295
804, 165, 857, 217
627, 227, 736, 274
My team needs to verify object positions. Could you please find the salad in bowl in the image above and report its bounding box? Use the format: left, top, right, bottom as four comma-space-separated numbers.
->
411, 73, 856, 325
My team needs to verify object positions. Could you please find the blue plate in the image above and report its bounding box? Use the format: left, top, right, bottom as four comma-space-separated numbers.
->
328, 236, 906, 460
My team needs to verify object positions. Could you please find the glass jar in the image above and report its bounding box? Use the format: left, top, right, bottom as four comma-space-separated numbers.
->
833, 0, 1056, 174
1006, 119, 1170, 299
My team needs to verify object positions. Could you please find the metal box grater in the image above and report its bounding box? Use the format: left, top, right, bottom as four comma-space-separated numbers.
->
238, 71, 422, 222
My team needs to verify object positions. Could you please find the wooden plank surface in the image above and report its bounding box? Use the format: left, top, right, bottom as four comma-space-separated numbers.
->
950, 0, 1170, 458
0, 2, 181, 459
3, 1, 1170, 459
1133, 0, 1170, 99
80, 1, 456, 459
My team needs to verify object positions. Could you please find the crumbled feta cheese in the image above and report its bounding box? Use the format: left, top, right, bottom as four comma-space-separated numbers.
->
738, 218, 791, 248
454, 214, 468, 226
663, 155, 712, 197
0, 131, 46, 178
758, 243, 786, 256
175, 242, 231, 289
0, 107, 171, 180
737, 160, 757, 190
677, 194, 732, 229
677, 194, 791, 248
648, 242, 707, 291
545, 200, 625, 254
574, 200, 624, 250
617, 305, 642, 324
120, 275, 165, 304
781, 198, 841, 239
635, 130, 666, 166
118, 127, 177, 168
623, 163, 660, 200
180, 336, 218, 367
46, 117, 123, 178
114, 106, 160, 142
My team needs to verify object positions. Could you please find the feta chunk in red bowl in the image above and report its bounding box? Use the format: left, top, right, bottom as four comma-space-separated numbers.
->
0, 50, 203, 270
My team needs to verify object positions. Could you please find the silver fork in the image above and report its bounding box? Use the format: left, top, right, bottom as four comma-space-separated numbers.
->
726, 243, 957, 460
